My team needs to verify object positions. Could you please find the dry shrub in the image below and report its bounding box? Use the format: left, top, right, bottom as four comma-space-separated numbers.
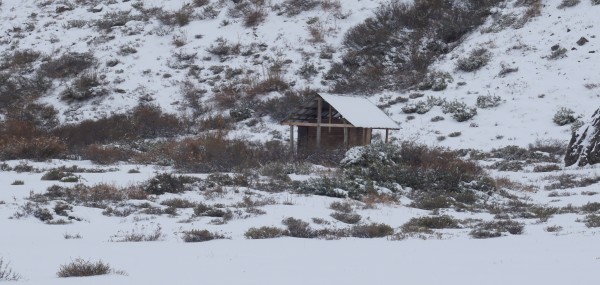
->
143, 173, 196, 195
351, 223, 394, 238
470, 220, 524, 238
0, 258, 22, 281
137, 135, 288, 172
330, 0, 502, 93
57, 258, 110, 278
282, 217, 315, 238
246, 76, 290, 97
182, 229, 227, 242
96, 11, 141, 32
43, 183, 146, 207
54, 104, 185, 151
0, 49, 41, 70
0, 73, 51, 110
60, 72, 108, 101
245, 226, 286, 239
254, 89, 311, 121
82, 144, 131, 164
161, 198, 196, 208
40, 52, 94, 78
330, 212, 361, 224
0, 120, 66, 161
244, 9, 266, 27
401, 215, 460, 233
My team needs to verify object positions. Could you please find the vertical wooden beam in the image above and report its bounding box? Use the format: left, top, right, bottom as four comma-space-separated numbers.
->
385, 129, 389, 143
362, 128, 366, 145
343, 127, 348, 148
316, 98, 322, 149
290, 125, 294, 155
328, 105, 332, 133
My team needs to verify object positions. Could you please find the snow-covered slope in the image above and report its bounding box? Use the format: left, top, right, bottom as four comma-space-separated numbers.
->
1, 0, 598, 151
385, 0, 600, 150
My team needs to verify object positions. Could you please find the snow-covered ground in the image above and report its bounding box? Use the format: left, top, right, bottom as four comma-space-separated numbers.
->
2, 0, 600, 284
0, 158, 599, 284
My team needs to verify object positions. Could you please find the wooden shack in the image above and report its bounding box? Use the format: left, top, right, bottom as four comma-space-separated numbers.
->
281, 93, 400, 152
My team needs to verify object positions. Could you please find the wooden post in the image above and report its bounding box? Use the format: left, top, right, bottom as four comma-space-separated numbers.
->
316, 98, 322, 149
362, 128, 366, 145
290, 125, 294, 155
328, 105, 332, 133
385, 129, 389, 143
343, 127, 348, 148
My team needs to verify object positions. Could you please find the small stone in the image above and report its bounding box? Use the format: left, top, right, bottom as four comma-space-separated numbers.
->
551, 44, 560, 51
577, 37, 589, 46
91, 5, 104, 13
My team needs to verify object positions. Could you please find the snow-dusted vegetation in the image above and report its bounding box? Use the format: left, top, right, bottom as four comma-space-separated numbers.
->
1, 0, 600, 284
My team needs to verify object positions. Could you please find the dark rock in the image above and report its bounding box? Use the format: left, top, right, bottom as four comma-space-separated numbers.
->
565, 108, 600, 166
91, 5, 104, 13
551, 44, 560, 51
56, 6, 73, 13
577, 37, 589, 46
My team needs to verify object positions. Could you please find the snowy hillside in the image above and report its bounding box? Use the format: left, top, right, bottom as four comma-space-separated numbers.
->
2, 1, 600, 284
1, 0, 598, 150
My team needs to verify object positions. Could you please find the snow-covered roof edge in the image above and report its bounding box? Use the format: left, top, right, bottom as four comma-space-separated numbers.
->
319, 93, 400, 129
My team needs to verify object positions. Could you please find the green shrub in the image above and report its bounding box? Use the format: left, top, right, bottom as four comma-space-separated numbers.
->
418, 71, 453, 91
244, 226, 286, 239
343, 141, 485, 194
442, 100, 477, 122
456, 48, 491, 72
476, 95, 502, 108
57, 258, 110, 277
581, 202, 600, 213
584, 214, 600, 227
552, 107, 577, 126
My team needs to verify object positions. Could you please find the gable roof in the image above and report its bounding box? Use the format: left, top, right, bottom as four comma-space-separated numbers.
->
319, 93, 400, 129
282, 93, 400, 130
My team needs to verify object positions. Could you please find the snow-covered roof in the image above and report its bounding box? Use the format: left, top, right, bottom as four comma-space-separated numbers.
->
319, 93, 400, 129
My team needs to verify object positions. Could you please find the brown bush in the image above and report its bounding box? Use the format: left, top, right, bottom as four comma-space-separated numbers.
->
136, 134, 288, 172
244, 9, 266, 27
60, 72, 108, 101
57, 258, 111, 278
158, 7, 194, 26
244, 226, 286, 239
0, 126, 66, 161
40, 52, 94, 78
0, 49, 41, 70
54, 104, 185, 151
182, 229, 227, 242
42, 183, 144, 208
0, 73, 51, 110
82, 144, 132, 164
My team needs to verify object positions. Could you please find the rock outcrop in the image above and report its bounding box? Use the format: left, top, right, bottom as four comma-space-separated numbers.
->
565, 108, 600, 166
